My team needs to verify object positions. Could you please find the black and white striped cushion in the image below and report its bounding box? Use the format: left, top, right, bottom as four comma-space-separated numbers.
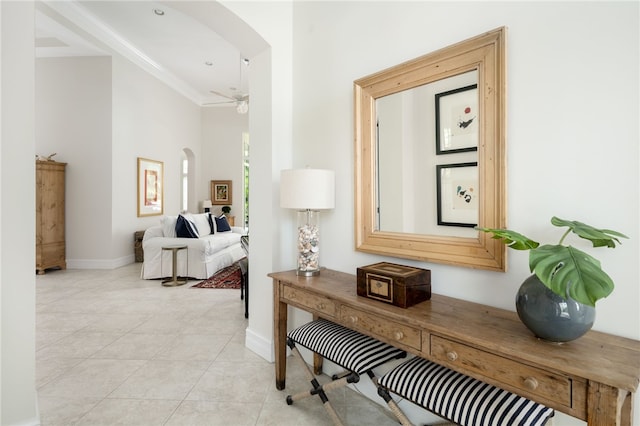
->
287, 318, 406, 374
379, 357, 554, 426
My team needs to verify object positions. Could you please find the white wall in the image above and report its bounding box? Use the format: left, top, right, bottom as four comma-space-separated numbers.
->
221, 0, 294, 360
201, 107, 248, 219
290, 2, 639, 425
35, 52, 205, 269
35, 56, 113, 264
111, 55, 203, 262
1, 2, 39, 424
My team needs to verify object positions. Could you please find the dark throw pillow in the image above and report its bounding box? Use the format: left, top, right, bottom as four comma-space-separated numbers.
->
215, 215, 231, 232
175, 214, 199, 238
207, 213, 215, 234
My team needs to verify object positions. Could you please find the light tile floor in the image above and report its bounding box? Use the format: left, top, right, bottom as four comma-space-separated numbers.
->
36, 263, 402, 425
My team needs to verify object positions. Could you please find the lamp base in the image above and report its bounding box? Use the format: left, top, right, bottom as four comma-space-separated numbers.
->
296, 269, 320, 277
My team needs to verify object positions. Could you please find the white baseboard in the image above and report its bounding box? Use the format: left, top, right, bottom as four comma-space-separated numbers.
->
245, 326, 274, 363
66, 255, 134, 270
9, 415, 40, 426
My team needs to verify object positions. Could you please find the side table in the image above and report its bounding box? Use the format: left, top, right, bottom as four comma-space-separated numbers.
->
161, 244, 188, 286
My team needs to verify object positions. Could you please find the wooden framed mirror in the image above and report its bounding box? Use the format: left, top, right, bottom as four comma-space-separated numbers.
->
354, 27, 507, 271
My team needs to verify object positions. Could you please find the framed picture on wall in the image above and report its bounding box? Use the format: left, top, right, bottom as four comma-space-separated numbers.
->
436, 162, 478, 227
211, 180, 232, 205
137, 157, 164, 217
435, 84, 479, 154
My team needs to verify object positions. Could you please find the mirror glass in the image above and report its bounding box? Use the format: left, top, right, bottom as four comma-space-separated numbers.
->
354, 27, 507, 271
376, 70, 478, 236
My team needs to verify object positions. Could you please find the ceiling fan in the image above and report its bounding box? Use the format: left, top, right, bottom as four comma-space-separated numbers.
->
204, 57, 250, 113
205, 90, 249, 114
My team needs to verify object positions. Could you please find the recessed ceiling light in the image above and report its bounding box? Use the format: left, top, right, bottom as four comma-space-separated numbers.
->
153, 9, 165, 16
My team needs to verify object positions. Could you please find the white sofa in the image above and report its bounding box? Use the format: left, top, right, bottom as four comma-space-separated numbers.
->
141, 213, 246, 280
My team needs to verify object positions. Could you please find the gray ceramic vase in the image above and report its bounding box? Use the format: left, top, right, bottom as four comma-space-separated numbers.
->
515, 274, 595, 343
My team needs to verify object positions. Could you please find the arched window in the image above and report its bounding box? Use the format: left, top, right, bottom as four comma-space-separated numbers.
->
181, 152, 188, 212
180, 149, 196, 212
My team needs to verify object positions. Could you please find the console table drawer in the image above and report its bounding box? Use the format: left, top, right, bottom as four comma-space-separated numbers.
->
340, 306, 421, 350
431, 335, 572, 407
282, 286, 337, 318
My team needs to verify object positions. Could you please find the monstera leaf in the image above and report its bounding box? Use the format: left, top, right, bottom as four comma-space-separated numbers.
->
529, 244, 614, 307
477, 217, 627, 307
477, 228, 539, 250
550, 217, 627, 248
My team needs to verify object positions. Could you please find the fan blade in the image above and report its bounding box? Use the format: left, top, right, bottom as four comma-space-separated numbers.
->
202, 100, 236, 106
209, 90, 235, 101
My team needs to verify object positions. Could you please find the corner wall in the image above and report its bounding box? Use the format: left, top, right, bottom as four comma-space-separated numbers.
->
220, 1, 294, 361
1, 2, 39, 424
35, 52, 204, 268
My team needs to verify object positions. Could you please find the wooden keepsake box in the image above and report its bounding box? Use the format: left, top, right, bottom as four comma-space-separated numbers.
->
357, 262, 431, 308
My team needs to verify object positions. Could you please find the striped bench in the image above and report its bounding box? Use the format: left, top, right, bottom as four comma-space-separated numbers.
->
286, 318, 406, 426
378, 356, 555, 426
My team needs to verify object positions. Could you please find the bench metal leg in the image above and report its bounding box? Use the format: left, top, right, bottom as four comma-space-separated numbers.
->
377, 386, 414, 426
286, 342, 353, 426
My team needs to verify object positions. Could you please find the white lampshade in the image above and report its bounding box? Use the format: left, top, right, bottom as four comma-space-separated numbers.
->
280, 169, 335, 210
202, 200, 212, 209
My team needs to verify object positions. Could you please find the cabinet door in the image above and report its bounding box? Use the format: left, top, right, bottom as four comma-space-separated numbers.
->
40, 167, 65, 244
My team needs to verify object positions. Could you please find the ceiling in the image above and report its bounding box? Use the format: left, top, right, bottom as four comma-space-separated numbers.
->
35, 1, 250, 108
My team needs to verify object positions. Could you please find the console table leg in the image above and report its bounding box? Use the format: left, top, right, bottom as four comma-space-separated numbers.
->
273, 279, 287, 390
588, 381, 632, 426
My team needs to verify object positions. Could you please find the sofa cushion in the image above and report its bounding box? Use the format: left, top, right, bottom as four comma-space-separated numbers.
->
215, 215, 231, 232
176, 214, 199, 238
192, 213, 213, 236
161, 215, 178, 238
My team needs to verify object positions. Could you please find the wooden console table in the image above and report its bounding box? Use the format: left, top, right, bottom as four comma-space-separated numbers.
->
270, 269, 640, 425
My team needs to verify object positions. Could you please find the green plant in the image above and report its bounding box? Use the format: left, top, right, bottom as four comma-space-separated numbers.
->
221, 206, 231, 214
478, 217, 628, 307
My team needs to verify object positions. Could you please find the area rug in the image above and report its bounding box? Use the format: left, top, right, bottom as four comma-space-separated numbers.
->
191, 262, 242, 289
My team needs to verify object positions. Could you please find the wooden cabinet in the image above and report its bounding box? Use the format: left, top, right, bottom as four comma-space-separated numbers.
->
36, 160, 66, 274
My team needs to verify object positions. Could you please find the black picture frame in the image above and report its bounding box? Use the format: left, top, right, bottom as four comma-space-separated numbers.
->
436, 162, 478, 227
435, 84, 479, 155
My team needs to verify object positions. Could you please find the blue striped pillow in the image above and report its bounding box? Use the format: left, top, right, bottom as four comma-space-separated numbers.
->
175, 214, 199, 238
215, 215, 231, 232
207, 213, 215, 234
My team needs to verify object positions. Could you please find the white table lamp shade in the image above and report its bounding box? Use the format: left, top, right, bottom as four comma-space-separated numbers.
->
280, 169, 335, 210
202, 200, 212, 209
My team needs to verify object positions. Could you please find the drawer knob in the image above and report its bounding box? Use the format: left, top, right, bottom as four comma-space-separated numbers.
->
446, 351, 458, 362
350, 316, 359, 324
394, 331, 404, 340
524, 377, 538, 391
